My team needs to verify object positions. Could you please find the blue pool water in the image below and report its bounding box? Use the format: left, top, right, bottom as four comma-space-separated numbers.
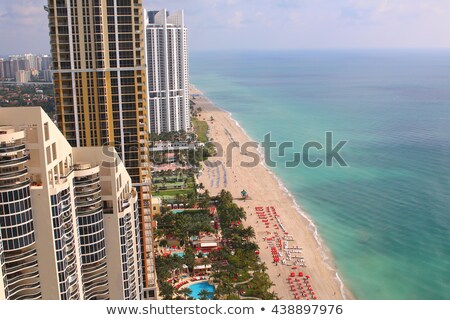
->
171, 252, 185, 257
188, 281, 215, 299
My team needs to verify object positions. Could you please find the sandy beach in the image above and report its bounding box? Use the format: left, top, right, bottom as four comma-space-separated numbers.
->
191, 85, 353, 300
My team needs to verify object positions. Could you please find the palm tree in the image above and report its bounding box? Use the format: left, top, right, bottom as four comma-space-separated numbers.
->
239, 227, 256, 240
198, 289, 211, 300
200, 189, 210, 209
175, 194, 182, 206
201, 257, 210, 275
159, 282, 175, 300
178, 287, 193, 299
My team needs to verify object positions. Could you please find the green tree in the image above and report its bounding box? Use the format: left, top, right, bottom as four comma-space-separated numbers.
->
198, 289, 211, 300
159, 239, 168, 248
177, 287, 193, 299
199, 190, 210, 209
183, 247, 196, 273
159, 282, 175, 300
201, 257, 210, 274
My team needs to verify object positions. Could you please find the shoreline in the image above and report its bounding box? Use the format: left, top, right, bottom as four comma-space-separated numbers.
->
191, 84, 355, 300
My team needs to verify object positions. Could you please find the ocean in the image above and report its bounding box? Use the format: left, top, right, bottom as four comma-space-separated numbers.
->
189, 50, 450, 299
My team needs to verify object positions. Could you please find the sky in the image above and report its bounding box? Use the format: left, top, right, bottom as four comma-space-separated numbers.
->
0, 0, 449, 55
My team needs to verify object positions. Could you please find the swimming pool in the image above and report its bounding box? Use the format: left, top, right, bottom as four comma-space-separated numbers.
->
187, 281, 215, 299
171, 252, 185, 257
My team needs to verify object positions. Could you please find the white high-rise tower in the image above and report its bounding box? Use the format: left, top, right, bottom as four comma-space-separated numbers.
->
146, 9, 190, 134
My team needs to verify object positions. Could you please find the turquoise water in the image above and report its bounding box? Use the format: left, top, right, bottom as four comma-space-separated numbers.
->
190, 50, 450, 299
188, 281, 215, 299
172, 252, 185, 257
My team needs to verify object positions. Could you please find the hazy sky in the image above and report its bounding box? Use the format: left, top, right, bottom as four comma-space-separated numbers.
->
1, 0, 449, 55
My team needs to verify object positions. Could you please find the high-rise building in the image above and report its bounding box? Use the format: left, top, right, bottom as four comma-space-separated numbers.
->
46, 0, 156, 299
145, 9, 190, 134
43, 69, 53, 82
41, 55, 52, 71
0, 59, 4, 79
3, 58, 19, 80
0, 107, 142, 300
15, 70, 31, 83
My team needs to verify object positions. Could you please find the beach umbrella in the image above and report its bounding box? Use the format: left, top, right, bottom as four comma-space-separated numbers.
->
311, 291, 315, 295
313, 296, 317, 300
290, 272, 295, 277
306, 275, 310, 279
299, 272, 304, 277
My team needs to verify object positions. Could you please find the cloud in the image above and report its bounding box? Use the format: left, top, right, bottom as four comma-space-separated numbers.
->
1, 0, 449, 54
226, 0, 239, 5
0, 0, 49, 54
227, 11, 245, 28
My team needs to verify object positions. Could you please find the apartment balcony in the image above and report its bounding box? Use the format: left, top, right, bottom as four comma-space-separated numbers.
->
125, 231, 133, 242
0, 143, 26, 154
0, 155, 29, 167
69, 282, 80, 298
64, 232, 75, 247
74, 176, 100, 187
83, 273, 108, 293
67, 250, 77, 267
75, 185, 102, 196
6, 259, 38, 274
14, 291, 42, 300
61, 191, 71, 201
77, 204, 103, 216
76, 195, 102, 207
127, 256, 134, 267
120, 200, 131, 212
83, 259, 107, 274
0, 167, 28, 180
6, 269, 40, 288
83, 269, 108, 285
60, 166, 74, 179
4, 248, 37, 264
84, 288, 109, 300
68, 274, 78, 286
83, 278, 108, 294
0, 178, 30, 191
7, 279, 41, 298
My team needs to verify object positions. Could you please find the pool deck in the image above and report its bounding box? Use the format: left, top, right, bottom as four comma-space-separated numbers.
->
174, 276, 210, 290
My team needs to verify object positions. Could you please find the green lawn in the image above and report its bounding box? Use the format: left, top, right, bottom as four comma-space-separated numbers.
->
192, 117, 209, 143
153, 189, 193, 198
154, 182, 186, 189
